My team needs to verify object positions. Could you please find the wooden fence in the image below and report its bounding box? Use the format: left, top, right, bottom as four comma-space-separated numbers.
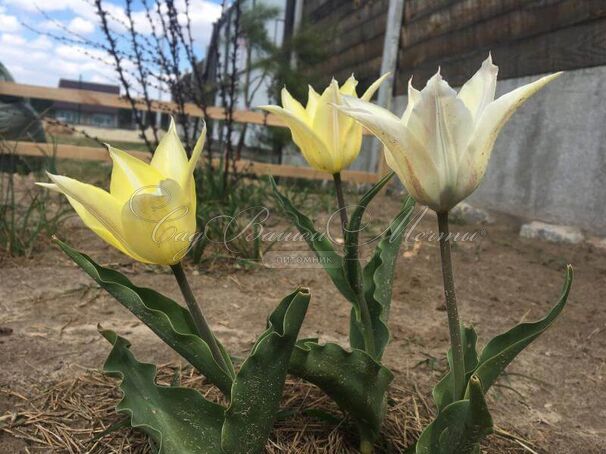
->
0, 81, 382, 184
303, 0, 606, 94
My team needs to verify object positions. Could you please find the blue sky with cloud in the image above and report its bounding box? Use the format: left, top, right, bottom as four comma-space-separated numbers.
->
0, 0, 223, 92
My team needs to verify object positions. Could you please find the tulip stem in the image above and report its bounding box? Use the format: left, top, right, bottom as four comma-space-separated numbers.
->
170, 263, 232, 376
332, 172, 349, 235
436, 211, 465, 401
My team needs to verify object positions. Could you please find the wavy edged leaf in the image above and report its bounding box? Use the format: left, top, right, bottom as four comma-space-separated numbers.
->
101, 329, 224, 454
416, 375, 492, 454
344, 172, 394, 351
288, 341, 393, 442
473, 265, 573, 393
432, 266, 572, 412
343, 172, 395, 289
56, 239, 234, 396
222, 288, 310, 454
360, 195, 415, 359
270, 177, 356, 302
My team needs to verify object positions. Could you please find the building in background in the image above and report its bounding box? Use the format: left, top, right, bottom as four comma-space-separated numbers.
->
53, 79, 120, 128
197, 0, 303, 163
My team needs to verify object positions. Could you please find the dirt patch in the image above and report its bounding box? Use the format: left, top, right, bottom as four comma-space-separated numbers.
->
1, 193, 605, 453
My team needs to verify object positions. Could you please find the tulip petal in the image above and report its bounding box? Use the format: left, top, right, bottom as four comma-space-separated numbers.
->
178, 123, 206, 217
150, 118, 189, 181
336, 96, 442, 207
306, 85, 321, 118
401, 78, 422, 125
464, 72, 562, 186
281, 88, 308, 123
182, 124, 206, 189
361, 72, 390, 101
407, 72, 473, 185
458, 54, 498, 120
70, 195, 149, 261
40, 182, 115, 248
338, 120, 363, 170
340, 74, 358, 96
121, 179, 195, 265
259, 105, 334, 172
107, 145, 163, 203
313, 80, 346, 170
43, 173, 147, 261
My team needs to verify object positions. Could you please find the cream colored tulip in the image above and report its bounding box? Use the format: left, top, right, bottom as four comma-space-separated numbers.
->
259, 74, 389, 174
335, 56, 562, 212
38, 120, 205, 265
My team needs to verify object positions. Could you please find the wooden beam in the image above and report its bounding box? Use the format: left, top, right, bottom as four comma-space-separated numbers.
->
229, 160, 380, 183
3, 141, 149, 162
0, 81, 286, 127
0, 82, 377, 139
5, 141, 379, 184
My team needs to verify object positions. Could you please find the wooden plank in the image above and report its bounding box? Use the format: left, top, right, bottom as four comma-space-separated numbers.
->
319, 32, 386, 79
401, 0, 533, 47
404, 0, 457, 22
332, 9, 387, 56
396, 0, 606, 89
397, 15, 606, 90
0, 81, 286, 127
6, 141, 379, 184
304, 0, 354, 22
4, 141, 150, 162
231, 160, 380, 183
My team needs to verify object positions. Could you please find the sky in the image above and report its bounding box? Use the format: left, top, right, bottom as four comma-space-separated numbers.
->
0, 0, 224, 94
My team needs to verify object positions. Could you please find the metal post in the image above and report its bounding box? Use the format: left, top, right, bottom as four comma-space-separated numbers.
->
290, 0, 304, 69
369, 0, 405, 175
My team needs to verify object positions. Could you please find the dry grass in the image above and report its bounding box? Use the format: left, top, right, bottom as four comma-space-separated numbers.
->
0, 365, 535, 453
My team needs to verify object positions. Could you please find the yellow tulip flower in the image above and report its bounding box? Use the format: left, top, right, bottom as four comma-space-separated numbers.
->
38, 120, 205, 265
259, 74, 389, 174
334, 56, 561, 212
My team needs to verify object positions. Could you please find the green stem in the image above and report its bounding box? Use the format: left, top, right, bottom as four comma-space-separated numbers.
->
332, 172, 349, 236
170, 262, 231, 375
437, 211, 465, 401
333, 172, 376, 358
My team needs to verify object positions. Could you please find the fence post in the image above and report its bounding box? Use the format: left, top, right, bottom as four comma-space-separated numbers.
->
370, 0, 405, 177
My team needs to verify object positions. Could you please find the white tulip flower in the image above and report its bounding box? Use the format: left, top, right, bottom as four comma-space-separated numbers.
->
335, 55, 561, 212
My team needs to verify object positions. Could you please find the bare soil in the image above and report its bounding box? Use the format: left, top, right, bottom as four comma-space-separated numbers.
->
1, 193, 605, 453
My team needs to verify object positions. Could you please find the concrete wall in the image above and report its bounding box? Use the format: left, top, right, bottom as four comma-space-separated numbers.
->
391, 65, 606, 235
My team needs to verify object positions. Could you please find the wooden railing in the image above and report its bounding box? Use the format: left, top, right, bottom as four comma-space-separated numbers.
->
0, 81, 384, 184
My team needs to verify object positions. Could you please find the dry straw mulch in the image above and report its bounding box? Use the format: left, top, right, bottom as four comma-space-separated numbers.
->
1, 365, 535, 453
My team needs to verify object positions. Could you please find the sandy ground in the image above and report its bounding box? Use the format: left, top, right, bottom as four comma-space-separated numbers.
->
0, 193, 605, 453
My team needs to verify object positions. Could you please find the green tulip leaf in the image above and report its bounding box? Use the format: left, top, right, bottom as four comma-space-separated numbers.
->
270, 176, 356, 303
432, 266, 572, 412
472, 265, 573, 394
56, 239, 234, 396
288, 341, 393, 443
100, 329, 224, 454
432, 326, 479, 411
360, 195, 415, 359
343, 172, 394, 352
222, 288, 310, 454
416, 375, 492, 454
